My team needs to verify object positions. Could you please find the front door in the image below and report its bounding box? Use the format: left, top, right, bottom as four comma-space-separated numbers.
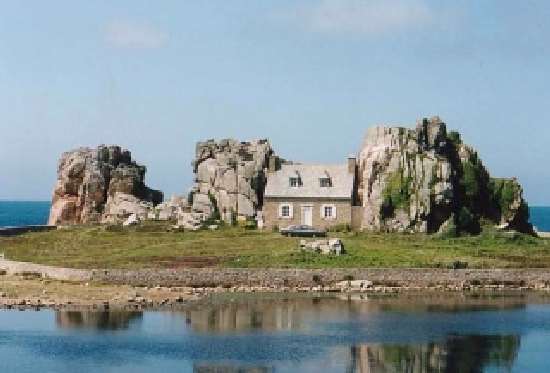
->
301, 206, 313, 226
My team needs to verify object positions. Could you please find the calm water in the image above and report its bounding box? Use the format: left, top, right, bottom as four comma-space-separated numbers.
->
0, 201, 50, 227
1, 294, 550, 372
530, 206, 550, 232
1, 201, 550, 231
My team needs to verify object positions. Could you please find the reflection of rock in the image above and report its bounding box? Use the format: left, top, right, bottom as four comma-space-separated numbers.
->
185, 300, 302, 333
183, 295, 527, 335
55, 311, 143, 330
48, 145, 162, 225
347, 335, 520, 373
185, 297, 368, 333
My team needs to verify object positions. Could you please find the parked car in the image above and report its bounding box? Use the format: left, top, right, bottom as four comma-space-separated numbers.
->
280, 225, 327, 237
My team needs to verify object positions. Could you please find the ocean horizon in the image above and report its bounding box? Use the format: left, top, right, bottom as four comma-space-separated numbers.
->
1, 201, 550, 232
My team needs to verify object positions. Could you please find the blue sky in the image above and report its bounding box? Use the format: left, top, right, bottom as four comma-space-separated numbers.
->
1, 0, 549, 204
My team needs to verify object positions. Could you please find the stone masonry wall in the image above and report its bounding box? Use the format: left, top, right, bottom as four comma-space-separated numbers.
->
263, 199, 352, 230
91, 268, 550, 288
3, 258, 550, 288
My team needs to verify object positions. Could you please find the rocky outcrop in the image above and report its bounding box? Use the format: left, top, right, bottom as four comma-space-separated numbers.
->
148, 195, 189, 221
190, 139, 275, 223
357, 116, 532, 234
300, 239, 345, 255
48, 145, 162, 225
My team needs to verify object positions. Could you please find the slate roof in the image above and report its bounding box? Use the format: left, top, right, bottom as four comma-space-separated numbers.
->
264, 164, 354, 199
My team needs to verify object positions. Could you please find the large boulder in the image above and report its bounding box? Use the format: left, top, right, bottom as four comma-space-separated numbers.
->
357, 116, 532, 234
151, 195, 189, 221
190, 139, 275, 223
48, 145, 162, 225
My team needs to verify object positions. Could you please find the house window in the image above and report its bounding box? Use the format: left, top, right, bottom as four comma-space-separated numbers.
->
320, 177, 332, 187
282, 205, 290, 217
289, 177, 301, 187
279, 203, 293, 219
321, 204, 336, 219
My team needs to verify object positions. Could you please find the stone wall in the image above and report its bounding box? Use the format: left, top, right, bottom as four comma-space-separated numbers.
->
3, 258, 550, 288
262, 198, 352, 230
90, 268, 550, 288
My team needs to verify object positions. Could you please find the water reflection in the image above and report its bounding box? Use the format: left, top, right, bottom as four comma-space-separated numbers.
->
346, 335, 519, 372
179, 295, 525, 372
56, 311, 143, 330
16, 294, 549, 372
183, 294, 527, 334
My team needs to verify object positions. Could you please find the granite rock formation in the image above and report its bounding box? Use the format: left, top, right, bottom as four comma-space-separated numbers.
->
189, 139, 275, 223
48, 145, 163, 225
357, 116, 532, 234
148, 195, 189, 221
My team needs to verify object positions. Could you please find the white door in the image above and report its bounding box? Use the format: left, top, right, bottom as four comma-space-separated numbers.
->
301, 206, 313, 226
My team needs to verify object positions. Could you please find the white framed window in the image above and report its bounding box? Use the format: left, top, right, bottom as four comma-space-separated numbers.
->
320, 204, 336, 220
289, 177, 301, 187
279, 203, 293, 219
319, 177, 332, 187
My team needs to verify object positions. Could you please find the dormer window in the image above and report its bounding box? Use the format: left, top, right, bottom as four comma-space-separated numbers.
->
320, 177, 332, 187
289, 177, 301, 187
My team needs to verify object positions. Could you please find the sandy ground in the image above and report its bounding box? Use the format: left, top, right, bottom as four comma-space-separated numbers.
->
0, 275, 204, 310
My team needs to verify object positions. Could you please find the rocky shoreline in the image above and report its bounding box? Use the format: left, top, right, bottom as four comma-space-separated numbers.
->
3, 275, 550, 312
3, 258, 550, 311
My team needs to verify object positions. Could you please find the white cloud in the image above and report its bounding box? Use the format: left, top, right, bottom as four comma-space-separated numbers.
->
104, 20, 168, 49
284, 0, 436, 36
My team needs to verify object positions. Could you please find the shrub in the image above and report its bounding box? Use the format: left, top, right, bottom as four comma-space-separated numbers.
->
328, 224, 351, 233
457, 207, 480, 234
244, 219, 257, 230
103, 224, 123, 232
489, 178, 520, 217
382, 170, 412, 216
447, 131, 462, 145
450, 260, 469, 269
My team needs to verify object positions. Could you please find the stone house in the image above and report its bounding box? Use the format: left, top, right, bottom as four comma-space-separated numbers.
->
262, 157, 357, 230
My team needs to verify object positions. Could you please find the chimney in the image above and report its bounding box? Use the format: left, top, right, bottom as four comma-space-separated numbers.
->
347, 155, 356, 174
268, 156, 279, 173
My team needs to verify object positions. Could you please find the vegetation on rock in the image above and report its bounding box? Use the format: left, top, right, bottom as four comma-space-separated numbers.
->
359, 117, 532, 235
381, 170, 413, 216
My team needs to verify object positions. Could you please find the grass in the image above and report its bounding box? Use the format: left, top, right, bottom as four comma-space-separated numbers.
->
1, 221, 549, 269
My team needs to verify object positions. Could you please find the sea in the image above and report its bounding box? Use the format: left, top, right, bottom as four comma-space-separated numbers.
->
1, 201, 550, 231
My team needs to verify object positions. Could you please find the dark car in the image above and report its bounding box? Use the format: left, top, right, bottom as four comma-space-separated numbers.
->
280, 225, 327, 237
